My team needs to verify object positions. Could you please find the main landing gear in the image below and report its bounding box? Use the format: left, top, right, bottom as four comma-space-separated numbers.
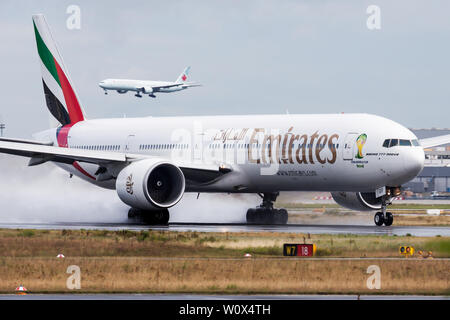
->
246, 192, 288, 225
374, 195, 393, 227
128, 208, 169, 225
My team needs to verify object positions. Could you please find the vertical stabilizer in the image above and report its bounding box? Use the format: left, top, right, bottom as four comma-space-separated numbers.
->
175, 66, 191, 83
32, 14, 86, 126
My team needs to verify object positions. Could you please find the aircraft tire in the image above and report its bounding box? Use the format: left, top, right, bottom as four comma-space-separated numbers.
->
275, 209, 288, 225
130, 208, 169, 225
128, 208, 140, 218
384, 212, 393, 226
246, 208, 256, 224
247, 208, 288, 225
374, 212, 384, 226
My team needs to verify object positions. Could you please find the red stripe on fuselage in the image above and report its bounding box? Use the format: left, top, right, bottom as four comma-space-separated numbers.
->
54, 58, 84, 124
56, 123, 74, 147
73, 161, 96, 180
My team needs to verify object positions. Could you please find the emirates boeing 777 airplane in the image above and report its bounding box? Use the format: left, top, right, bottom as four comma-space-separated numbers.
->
0, 15, 448, 226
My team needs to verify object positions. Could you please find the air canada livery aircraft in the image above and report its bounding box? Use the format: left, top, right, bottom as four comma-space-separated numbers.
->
0, 15, 449, 226
98, 66, 201, 98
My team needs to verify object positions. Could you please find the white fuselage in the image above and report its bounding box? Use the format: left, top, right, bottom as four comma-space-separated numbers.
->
36, 113, 424, 193
99, 79, 185, 93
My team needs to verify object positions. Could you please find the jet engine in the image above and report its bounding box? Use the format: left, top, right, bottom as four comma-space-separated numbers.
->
142, 86, 153, 94
331, 192, 382, 211
116, 158, 185, 210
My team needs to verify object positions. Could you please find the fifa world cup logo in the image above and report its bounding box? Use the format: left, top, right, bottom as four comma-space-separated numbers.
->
355, 134, 367, 159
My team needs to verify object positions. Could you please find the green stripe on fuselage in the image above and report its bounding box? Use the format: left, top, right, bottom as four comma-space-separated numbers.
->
33, 21, 60, 86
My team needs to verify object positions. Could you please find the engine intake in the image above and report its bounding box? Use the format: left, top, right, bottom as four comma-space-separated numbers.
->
331, 192, 382, 211
116, 159, 185, 210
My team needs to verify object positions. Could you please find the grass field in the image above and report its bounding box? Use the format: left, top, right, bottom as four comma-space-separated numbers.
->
1, 258, 448, 294
0, 229, 449, 294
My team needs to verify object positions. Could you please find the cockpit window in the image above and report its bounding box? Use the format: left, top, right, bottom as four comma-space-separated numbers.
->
389, 139, 399, 147
400, 139, 412, 146
383, 138, 420, 148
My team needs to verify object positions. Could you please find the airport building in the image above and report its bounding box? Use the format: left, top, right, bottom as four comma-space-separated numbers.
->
406, 129, 450, 193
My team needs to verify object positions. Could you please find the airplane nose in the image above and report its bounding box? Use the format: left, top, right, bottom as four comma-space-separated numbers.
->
404, 148, 425, 179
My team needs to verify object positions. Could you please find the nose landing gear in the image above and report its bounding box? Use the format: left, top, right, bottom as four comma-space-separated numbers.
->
246, 192, 288, 225
374, 195, 394, 226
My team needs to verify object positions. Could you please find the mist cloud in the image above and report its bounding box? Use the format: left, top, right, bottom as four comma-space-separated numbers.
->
0, 154, 258, 224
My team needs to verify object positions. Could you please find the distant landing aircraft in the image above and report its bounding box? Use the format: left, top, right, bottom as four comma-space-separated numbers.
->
99, 66, 201, 98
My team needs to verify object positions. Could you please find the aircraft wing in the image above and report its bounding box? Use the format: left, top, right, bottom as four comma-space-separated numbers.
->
152, 83, 186, 89
181, 82, 202, 88
0, 136, 54, 146
0, 139, 229, 181
419, 134, 450, 148
151, 82, 201, 90
0, 140, 126, 165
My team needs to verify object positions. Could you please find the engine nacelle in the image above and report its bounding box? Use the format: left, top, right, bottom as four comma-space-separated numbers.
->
331, 192, 382, 211
142, 86, 153, 94
116, 159, 185, 210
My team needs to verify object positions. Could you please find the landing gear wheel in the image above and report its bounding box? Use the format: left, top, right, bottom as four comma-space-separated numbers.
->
246, 193, 288, 225
246, 208, 257, 224
274, 209, 288, 225
127, 208, 169, 225
374, 212, 384, 226
142, 209, 169, 225
128, 208, 139, 219
384, 212, 393, 226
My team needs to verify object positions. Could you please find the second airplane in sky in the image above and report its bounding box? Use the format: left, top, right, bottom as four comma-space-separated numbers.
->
99, 66, 201, 98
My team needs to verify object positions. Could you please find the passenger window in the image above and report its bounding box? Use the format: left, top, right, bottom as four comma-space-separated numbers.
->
389, 139, 399, 147
400, 139, 411, 146
382, 139, 390, 148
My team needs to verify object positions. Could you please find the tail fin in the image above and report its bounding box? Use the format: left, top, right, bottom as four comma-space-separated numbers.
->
32, 14, 86, 126
175, 66, 191, 83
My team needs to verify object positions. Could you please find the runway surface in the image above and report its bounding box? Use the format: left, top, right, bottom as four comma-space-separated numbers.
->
0, 294, 448, 300
0, 221, 448, 237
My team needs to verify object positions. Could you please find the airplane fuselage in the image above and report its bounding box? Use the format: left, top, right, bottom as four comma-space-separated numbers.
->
35, 113, 424, 194
99, 79, 186, 94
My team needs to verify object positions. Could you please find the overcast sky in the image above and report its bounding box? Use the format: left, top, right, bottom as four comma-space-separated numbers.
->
0, 0, 449, 138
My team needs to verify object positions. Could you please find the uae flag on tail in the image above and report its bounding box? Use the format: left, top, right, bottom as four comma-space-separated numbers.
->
32, 14, 85, 126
